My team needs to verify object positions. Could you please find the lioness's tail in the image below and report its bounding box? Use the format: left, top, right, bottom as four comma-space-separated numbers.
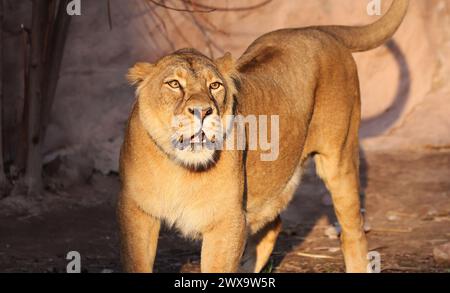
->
317, 0, 409, 52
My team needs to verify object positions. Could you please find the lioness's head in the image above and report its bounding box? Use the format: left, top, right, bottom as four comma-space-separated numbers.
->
128, 49, 240, 170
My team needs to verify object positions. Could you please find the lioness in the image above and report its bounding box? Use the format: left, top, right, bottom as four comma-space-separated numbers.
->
118, 0, 409, 273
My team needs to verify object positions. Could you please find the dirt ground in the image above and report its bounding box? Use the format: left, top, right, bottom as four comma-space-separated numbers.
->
0, 149, 449, 273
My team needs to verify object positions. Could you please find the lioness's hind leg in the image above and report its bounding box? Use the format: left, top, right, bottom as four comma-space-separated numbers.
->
314, 146, 368, 273
240, 216, 282, 273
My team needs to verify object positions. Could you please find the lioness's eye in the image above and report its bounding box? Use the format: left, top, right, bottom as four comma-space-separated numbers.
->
209, 82, 222, 90
167, 80, 181, 89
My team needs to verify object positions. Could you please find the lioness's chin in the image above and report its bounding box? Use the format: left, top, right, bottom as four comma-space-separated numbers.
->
173, 148, 218, 170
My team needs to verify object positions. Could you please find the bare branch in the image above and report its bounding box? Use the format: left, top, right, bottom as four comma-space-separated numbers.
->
147, 5, 176, 51
107, 0, 113, 30
179, 0, 272, 12
162, 6, 194, 47
149, 0, 215, 13
147, 0, 271, 57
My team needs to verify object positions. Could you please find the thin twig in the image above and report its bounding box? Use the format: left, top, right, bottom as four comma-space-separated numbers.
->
107, 0, 113, 30
146, 0, 271, 57
179, 0, 272, 12
182, 1, 225, 57
195, 12, 230, 36
371, 227, 413, 233
148, 2, 176, 50
144, 0, 175, 51
162, 6, 194, 47
149, 0, 215, 13
139, 1, 166, 53
382, 266, 424, 272
296, 252, 337, 259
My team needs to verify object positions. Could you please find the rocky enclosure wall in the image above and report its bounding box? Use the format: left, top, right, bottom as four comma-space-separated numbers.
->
3, 0, 449, 175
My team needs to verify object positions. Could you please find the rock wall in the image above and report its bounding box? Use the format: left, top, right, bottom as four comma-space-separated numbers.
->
3, 0, 450, 174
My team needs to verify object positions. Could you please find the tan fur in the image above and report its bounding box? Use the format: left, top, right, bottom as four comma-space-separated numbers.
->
118, 0, 409, 273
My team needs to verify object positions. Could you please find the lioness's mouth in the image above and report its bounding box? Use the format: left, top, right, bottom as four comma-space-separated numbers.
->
189, 131, 205, 143
176, 131, 217, 151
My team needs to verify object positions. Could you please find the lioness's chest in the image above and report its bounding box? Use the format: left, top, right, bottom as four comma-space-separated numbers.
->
134, 172, 227, 238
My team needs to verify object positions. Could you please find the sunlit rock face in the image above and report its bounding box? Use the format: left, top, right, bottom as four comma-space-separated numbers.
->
3, 0, 449, 173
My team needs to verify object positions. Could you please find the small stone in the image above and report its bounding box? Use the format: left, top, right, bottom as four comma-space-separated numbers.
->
427, 208, 439, 217
433, 242, 450, 265
386, 211, 399, 221
325, 225, 339, 240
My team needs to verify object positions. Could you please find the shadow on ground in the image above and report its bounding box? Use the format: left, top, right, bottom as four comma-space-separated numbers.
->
0, 150, 449, 273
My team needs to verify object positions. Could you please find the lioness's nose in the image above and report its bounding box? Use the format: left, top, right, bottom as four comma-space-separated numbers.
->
187, 106, 214, 121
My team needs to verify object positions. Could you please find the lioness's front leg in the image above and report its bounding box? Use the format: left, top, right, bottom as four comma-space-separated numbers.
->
201, 213, 246, 273
118, 195, 160, 273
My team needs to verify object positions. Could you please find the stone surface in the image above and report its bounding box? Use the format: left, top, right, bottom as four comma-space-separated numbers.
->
2, 0, 449, 172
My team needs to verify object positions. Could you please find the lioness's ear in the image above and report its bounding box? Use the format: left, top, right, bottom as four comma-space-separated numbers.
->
127, 62, 153, 86
215, 52, 236, 75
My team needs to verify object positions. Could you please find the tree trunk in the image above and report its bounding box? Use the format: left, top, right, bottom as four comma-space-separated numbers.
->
25, 0, 49, 195
17, 27, 32, 173
0, 0, 8, 195
41, 0, 71, 138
